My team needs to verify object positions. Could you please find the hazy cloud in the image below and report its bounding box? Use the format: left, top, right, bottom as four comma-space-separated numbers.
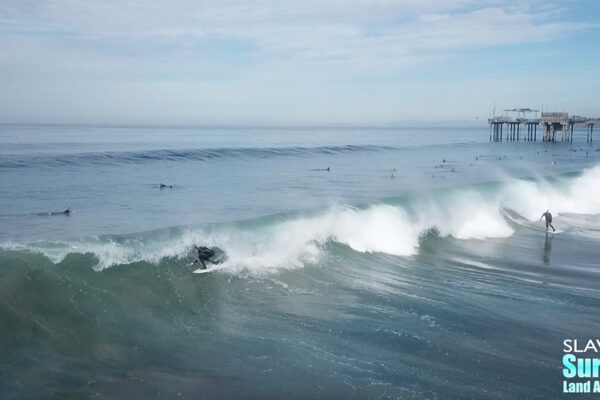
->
0, 0, 596, 124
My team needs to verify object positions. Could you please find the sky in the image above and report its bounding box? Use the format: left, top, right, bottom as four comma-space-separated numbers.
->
0, 0, 599, 126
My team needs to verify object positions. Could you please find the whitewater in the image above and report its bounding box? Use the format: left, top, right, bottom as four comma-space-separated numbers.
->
1, 124, 600, 399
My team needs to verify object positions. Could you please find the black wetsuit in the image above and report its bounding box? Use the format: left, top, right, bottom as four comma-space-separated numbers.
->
541, 212, 555, 231
191, 247, 215, 269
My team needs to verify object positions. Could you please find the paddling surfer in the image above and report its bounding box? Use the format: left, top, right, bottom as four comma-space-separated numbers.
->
48, 207, 72, 216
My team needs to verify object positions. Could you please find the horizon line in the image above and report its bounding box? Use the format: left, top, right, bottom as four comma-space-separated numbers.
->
0, 120, 489, 130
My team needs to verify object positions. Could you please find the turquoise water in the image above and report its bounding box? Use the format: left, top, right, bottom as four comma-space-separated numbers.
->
1, 124, 600, 399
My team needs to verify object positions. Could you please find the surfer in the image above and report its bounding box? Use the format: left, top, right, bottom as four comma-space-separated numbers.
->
188, 246, 216, 269
540, 210, 556, 232
159, 183, 173, 189
48, 207, 72, 216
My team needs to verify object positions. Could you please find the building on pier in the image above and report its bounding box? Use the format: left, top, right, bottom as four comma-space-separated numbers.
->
488, 108, 597, 143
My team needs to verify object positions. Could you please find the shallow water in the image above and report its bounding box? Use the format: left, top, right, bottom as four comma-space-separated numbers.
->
1, 124, 599, 399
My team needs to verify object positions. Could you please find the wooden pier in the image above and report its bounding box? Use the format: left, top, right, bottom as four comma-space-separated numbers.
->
489, 108, 598, 143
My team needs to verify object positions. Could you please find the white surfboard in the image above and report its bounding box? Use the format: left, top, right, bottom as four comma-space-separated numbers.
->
534, 228, 562, 234
193, 265, 222, 274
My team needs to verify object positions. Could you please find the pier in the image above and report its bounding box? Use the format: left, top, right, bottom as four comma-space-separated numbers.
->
489, 108, 598, 143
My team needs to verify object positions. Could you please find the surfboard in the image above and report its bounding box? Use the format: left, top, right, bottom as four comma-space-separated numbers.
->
193, 265, 221, 274
533, 228, 562, 234
526, 225, 564, 233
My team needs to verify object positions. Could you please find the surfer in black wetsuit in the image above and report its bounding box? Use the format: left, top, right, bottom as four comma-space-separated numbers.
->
188, 246, 216, 269
540, 210, 555, 232
48, 207, 72, 216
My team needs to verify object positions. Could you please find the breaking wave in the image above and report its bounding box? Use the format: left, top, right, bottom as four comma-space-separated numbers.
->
3, 164, 600, 273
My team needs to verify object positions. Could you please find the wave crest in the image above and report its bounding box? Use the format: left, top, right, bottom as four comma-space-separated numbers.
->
0, 144, 395, 169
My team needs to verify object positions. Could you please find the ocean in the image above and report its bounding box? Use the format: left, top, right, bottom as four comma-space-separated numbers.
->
1, 124, 599, 399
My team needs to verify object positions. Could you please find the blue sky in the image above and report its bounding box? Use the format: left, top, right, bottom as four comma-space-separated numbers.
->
0, 0, 598, 125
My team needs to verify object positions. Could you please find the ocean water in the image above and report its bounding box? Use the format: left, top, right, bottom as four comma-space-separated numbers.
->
1, 124, 600, 399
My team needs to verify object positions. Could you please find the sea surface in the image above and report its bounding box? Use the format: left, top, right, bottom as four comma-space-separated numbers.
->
1, 124, 600, 399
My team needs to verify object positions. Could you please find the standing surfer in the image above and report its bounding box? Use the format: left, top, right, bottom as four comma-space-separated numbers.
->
540, 210, 555, 232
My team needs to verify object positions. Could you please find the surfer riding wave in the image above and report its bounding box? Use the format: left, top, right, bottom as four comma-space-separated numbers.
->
540, 210, 556, 232
188, 246, 222, 269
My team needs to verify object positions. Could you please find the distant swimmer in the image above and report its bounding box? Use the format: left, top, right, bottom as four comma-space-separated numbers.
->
540, 210, 556, 232
48, 207, 72, 216
188, 246, 217, 269
159, 183, 173, 189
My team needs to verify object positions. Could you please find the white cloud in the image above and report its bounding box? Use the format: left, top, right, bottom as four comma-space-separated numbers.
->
0, 0, 596, 124
1, 1, 590, 64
